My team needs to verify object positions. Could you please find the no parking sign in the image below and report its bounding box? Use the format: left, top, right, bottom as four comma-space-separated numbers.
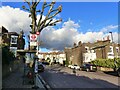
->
30, 34, 37, 46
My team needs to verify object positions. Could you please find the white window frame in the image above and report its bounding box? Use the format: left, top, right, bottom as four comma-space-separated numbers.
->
109, 46, 113, 53
10, 35, 18, 44
91, 50, 95, 53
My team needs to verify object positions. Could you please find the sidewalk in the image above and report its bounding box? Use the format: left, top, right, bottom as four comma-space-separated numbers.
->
2, 62, 44, 89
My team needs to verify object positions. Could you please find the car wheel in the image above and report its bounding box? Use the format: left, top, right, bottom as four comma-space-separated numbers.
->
86, 68, 90, 72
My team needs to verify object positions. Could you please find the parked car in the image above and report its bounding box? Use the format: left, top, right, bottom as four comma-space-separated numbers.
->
38, 62, 45, 72
69, 64, 80, 70
68, 65, 72, 68
117, 67, 120, 77
80, 63, 97, 72
42, 61, 49, 65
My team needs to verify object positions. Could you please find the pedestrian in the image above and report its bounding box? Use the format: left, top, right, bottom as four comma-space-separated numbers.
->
73, 67, 76, 75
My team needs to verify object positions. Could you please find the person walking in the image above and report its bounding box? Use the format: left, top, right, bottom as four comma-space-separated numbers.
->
73, 67, 76, 75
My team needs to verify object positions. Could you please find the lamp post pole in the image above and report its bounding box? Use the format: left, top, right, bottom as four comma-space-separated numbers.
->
109, 32, 113, 43
109, 32, 116, 71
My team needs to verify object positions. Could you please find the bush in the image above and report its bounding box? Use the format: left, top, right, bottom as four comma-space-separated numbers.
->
90, 58, 120, 69
2, 46, 15, 65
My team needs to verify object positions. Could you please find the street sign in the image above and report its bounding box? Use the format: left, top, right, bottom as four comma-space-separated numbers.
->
30, 41, 37, 46
30, 34, 37, 41
30, 34, 37, 46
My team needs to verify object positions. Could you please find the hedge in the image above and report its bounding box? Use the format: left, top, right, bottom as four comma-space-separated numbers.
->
90, 58, 120, 69
2, 45, 15, 65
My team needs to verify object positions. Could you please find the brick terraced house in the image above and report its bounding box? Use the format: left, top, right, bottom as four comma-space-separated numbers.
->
65, 39, 120, 66
37, 51, 66, 65
0, 26, 24, 56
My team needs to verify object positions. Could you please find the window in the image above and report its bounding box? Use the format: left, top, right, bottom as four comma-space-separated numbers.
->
85, 46, 89, 53
109, 46, 113, 53
91, 50, 95, 53
10, 35, 18, 44
116, 47, 119, 53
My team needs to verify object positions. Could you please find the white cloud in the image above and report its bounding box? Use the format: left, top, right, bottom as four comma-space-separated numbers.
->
63, 19, 80, 29
100, 25, 118, 33
39, 19, 80, 50
0, 6, 31, 34
74, 32, 104, 44
0, 6, 119, 51
40, 20, 118, 50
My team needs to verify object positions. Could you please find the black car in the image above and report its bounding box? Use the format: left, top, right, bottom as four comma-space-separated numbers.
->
117, 68, 120, 77
80, 63, 97, 72
42, 61, 49, 65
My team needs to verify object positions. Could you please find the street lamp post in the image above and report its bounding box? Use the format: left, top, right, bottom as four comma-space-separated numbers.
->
109, 32, 116, 71
109, 32, 113, 43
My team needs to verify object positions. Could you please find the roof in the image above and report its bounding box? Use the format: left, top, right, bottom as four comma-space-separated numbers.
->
91, 45, 107, 49
17, 50, 37, 53
8, 32, 19, 36
0, 26, 8, 33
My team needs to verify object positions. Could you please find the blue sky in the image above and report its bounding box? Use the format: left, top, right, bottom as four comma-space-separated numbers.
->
2, 2, 118, 32
0, 2, 119, 51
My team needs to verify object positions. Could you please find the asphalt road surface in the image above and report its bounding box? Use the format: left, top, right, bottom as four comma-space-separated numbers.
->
39, 65, 119, 89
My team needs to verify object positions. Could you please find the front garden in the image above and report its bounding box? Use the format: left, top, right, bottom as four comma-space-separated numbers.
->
90, 58, 120, 71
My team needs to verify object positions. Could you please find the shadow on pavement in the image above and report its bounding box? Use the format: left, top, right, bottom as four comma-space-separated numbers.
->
103, 71, 118, 77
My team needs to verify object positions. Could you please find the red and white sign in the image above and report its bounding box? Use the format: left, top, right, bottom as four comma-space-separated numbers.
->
36, 32, 40, 35
30, 34, 37, 46
30, 34, 37, 41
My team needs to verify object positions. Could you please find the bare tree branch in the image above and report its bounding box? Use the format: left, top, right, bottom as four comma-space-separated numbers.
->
49, 18, 62, 26
44, 5, 62, 21
35, 0, 40, 7
45, 19, 53, 27
37, 1, 48, 27
22, 6, 30, 11
38, 19, 53, 32
39, 4, 62, 28
38, 2, 54, 29
24, 0, 31, 7
23, 0, 62, 34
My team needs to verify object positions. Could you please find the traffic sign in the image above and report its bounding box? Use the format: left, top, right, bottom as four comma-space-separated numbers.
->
30, 41, 37, 46
30, 34, 37, 46
30, 34, 37, 41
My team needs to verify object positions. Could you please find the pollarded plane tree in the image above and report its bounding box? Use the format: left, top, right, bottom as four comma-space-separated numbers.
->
22, 0, 62, 34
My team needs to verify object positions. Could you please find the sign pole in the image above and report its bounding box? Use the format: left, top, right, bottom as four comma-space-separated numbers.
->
32, 32, 40, 89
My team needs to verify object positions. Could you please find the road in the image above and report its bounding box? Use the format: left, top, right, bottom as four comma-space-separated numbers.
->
39, 65, 119, 89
